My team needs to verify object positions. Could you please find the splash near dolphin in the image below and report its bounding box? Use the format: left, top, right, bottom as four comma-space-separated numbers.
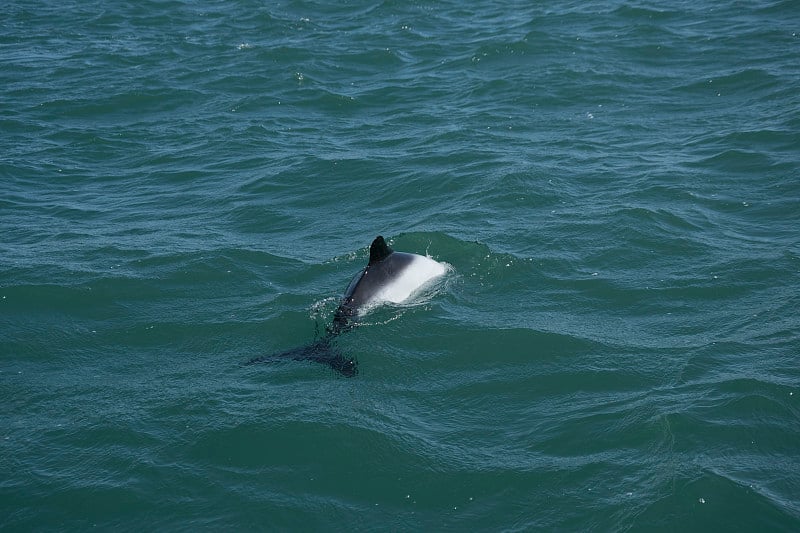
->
248, 236, 448, 376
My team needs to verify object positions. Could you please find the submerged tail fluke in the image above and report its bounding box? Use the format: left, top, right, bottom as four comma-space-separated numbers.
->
247, 337, 358, 377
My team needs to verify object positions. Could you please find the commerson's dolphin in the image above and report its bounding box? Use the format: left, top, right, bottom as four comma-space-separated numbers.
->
248, 235, 448, 376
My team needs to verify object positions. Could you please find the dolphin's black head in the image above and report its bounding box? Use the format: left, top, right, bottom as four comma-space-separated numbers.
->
369, 235, 393, 265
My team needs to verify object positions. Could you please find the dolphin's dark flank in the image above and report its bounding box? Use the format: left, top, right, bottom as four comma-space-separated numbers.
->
247, 236, 447, 376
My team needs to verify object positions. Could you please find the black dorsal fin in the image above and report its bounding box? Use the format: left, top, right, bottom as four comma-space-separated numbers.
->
368, 235, 393, 265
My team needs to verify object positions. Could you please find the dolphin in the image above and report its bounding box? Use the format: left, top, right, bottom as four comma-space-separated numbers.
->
248, 236, 447, 376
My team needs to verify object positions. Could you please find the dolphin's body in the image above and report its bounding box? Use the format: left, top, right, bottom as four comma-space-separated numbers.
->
248, 236, 447, 376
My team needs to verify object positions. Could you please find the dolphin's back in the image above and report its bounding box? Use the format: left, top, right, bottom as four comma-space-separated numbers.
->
251, 236, 446, 376
366, 252, 446, 304
344, 252, 415, 306
332, 248, 445, 332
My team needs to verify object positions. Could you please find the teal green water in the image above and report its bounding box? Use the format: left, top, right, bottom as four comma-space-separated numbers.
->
2, 0, 799, 530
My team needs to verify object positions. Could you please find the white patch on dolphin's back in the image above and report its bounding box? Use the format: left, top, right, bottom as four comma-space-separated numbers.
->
376, 253, 448, 304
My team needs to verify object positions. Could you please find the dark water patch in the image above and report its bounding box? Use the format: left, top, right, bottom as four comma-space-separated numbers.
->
686, 148, 780, 175
629, 467, 798, 531
612, 4, 681, 21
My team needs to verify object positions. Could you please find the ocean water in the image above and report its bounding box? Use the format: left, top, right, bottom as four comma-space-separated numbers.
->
2, 0, 799, 530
